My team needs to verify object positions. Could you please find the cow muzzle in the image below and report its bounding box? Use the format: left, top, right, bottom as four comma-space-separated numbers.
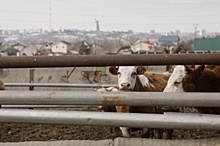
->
120, 83, 131, 90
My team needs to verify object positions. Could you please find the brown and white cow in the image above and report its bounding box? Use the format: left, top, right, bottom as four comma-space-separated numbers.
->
164, 65, 220, 114
0, 80, 5, 90
108, 66, 173, 138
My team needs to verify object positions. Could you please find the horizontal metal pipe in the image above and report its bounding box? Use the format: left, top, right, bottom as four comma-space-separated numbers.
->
4, 83, 117, 88
0, 54, 220, 68
0, 91, 219, 107
0, 109, 220, 130
1, 105, 93, 108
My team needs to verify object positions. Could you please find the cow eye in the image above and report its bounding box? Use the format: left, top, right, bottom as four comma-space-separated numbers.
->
131, 72, 137, 78
117, 72, 121, 76
174, 81, 180, 85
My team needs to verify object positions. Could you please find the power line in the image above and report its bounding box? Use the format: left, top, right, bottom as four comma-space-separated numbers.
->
0, 9, 220, 18
1, 18, 220, 27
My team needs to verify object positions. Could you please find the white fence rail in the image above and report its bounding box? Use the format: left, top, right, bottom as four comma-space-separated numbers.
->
0, 109, 220, 130
0, 91, 220, 130
0, 91, 219, 107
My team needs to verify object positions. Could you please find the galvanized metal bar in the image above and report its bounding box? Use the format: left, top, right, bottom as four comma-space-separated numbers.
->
0, 91, 219, 107
0, 109, 220, 130
0, 54, 220, 68
4, 83, 117, 88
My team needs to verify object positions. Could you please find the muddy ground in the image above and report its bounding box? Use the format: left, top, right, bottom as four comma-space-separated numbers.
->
0, 107, 220, 142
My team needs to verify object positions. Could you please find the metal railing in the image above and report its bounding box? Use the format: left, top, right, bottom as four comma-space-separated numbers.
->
0, 108, 220, 130
0, 54, 220, 131
0, 91, 219, 107
4, 83, 117, 88
0, 54, 220, 68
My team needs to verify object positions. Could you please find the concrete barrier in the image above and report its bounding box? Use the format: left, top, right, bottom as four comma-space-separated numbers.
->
1, 138, 220, 146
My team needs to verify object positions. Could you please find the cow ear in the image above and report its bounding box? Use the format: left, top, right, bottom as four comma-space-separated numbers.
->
188, 65, 195, 69
163, 48, 169, 54
137, 66, 146, 75
195, 65, 205, 77
184, 65, 193, 73
109, 66, 118, 75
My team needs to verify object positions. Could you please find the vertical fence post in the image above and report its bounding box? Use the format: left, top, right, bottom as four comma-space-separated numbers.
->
29, 69, 35, 91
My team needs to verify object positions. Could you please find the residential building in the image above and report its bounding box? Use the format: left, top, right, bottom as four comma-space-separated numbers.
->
158, 35, 180, 46
12, 42, 27, 52
21, 45, 38, 56
131, 40, 154, 53
51, 41, 72, 54
5, 47, 19, 56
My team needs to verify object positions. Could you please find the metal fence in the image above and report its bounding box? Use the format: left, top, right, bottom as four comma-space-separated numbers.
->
0, 54, 220, 130
4, 83, 117, 88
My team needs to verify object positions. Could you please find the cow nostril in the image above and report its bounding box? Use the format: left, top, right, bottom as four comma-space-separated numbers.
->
121, 83, 130, 88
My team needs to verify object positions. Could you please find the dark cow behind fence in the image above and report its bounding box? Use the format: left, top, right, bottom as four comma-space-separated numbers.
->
0, 79, 5, 108
164, 65, 220, 114
0, 80, 5, 90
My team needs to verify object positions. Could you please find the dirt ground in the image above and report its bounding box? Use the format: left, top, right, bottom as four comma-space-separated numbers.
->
0, 107, 220, 142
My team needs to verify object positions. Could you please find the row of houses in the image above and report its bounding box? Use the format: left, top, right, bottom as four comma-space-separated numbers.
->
1, 35, 219, 57
0, 35, 180, 56
0, 41, 88, 56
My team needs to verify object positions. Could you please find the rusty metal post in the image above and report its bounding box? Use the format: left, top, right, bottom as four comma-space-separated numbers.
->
29, 69, 35, 90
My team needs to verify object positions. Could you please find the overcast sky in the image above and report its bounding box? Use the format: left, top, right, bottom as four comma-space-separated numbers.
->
0, 0, 219, 33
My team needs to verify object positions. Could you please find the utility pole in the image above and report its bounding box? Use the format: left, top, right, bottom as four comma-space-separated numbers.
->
193, 23, 199, 38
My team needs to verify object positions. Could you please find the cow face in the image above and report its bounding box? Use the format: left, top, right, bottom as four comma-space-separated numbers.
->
109, 66, 146, 90
182, 65, 205, 92
163, 65, 186, 92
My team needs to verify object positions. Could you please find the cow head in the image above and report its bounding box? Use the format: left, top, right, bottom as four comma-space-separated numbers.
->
163, 65, 204, 92
163, 65, 186, 92
182, 65, 205, 92
109, 66, 146, 91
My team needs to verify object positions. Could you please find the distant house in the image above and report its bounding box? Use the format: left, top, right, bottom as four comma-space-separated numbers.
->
51, 41, 72, 55
12, 42, 27, 52
131, 40, 154, 53
193, 37, 220, 52
5, 47, 19, 56
158, 35, 180, 46
21, 45, 38, 56
0, 44, 11, 52
40, 42, 53, 51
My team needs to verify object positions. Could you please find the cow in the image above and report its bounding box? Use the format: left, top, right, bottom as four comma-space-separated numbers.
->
163, 65, 220, 114
108, 66, 174, 139
0, 79, 5, 108
163, 65, 186, 92
0, 80, 5, 90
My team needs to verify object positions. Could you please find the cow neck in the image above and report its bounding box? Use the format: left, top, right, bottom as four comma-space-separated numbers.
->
133, 75, 154, 91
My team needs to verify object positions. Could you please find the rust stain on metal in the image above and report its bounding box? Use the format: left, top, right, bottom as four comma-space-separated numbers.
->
102, 96, 126, 106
